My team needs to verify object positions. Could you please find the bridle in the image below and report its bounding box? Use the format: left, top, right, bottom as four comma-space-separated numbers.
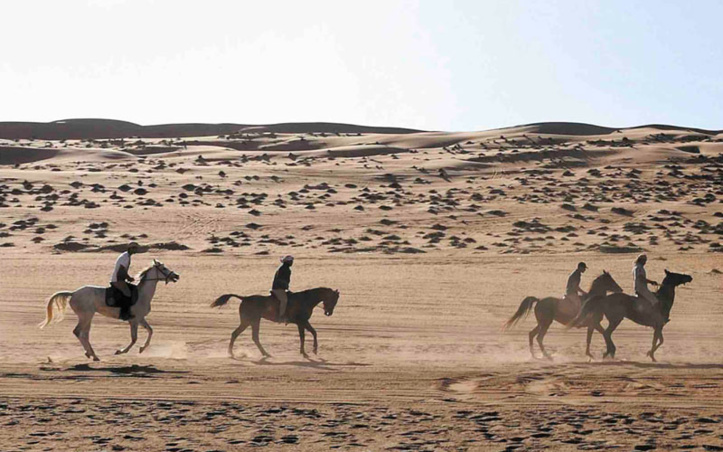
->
141, 264, 178, 284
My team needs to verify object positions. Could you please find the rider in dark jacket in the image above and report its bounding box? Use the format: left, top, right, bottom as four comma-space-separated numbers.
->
565, 262, 587, 304
272, 255, 293, 322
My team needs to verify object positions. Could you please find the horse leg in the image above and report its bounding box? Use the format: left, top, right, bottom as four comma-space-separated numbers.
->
646, 328, 663, 362
297, 324, 308, 358
536, 319, 553, 360
73, 320, 91, 358
585, 325, 595, 360
251, 320, 271, 358
139, 319, 153, 354
305, 322, 318, 354
588, 321, 605, 360
116, 321, 138, 355
78, 314, 100, 361
654, 328, 664, 354
602, 317, 622, 360
528, 324, 540, 359
228, 319, 249, 358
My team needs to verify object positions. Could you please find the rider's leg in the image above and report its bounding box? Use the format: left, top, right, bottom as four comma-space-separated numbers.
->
273, 290, 288, 321
113, 281, 134, 320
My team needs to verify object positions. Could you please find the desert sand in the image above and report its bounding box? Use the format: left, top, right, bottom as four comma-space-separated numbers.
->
0, 120, 722, 450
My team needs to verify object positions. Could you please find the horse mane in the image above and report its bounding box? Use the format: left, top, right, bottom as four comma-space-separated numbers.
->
295, 287, 333, 296
135, 262, 157, 282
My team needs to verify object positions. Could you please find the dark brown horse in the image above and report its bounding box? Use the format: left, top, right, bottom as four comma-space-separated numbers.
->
211, 287, 340, 358
571, 269, 692, 362
505, 271, 623, 360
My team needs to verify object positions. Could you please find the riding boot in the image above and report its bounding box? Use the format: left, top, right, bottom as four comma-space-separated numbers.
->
120, 305, 134, 321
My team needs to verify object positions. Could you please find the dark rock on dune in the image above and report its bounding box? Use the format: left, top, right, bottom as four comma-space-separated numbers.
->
612, 207, 634, 216
486, 210, 508, 217
149, 242, 190, 251
599, 244, 643, 253
54, 242, 93, 252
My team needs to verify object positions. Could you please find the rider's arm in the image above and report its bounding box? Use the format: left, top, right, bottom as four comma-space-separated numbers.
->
280, 267, 290, 289
117, 265, 133, 282
279, 277, 289, 290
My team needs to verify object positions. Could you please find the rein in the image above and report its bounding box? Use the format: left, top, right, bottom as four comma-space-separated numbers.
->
138, 267, 176, 284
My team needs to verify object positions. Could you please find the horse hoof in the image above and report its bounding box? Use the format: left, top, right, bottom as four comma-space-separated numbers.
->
139, 347, 146, 354
115, 350, 123, 355
313, 349, 318, 355
93, 357, 100, 362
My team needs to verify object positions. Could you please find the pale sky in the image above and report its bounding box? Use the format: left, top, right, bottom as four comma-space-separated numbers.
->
2, 0, 721, 131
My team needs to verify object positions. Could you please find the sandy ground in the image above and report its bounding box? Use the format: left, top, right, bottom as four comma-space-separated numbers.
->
0, 124, 722, 450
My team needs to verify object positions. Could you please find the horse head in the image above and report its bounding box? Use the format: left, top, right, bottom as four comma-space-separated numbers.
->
322, 288, 340, 316
594, 270, 623, 294
150, 259, 181, 284
663, 269, 692, 287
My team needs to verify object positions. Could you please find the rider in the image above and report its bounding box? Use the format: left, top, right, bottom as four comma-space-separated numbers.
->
565, 262, 588, 304
633, 254, 659, 308
111, 242, 139, 320
272, 255, 293, 322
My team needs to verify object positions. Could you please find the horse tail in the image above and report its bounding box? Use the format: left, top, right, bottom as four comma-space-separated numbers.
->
210, 294, 243, 308
38, 291, 73, 328
569, 295, 603, 329
504, 296, 539, 330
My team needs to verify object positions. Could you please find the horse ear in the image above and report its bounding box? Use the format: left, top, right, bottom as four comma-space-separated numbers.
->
335, 289, 339, 294
665, 269, 670, 275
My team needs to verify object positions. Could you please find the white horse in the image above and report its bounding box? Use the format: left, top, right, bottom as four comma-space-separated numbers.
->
39, 259, 180, 361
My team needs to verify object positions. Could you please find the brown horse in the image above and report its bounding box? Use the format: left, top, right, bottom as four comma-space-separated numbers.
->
571, 270, 692, 362
505, 271, 623, 360
210, 287, 340, 358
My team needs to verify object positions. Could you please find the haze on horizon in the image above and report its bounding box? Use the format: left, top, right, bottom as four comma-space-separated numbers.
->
2, 0, 721, 131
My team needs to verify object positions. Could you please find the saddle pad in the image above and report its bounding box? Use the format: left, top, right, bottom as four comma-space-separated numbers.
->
105, 284, 138, 307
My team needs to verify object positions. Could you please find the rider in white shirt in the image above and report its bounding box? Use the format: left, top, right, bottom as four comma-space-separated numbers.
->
111, 242, 139, 320
633, 254, 659, 307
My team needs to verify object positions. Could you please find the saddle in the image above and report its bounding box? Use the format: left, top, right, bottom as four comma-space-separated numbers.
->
106, 284, 139, 320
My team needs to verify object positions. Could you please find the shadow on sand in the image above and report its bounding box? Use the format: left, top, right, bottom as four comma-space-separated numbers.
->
62, 364, 189, 375
584, 361, 723, 370
243, 356, 371, 371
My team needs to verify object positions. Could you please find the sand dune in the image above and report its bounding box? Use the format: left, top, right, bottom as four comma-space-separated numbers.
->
0, 118, 423, 140
0, 120, 721, 450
